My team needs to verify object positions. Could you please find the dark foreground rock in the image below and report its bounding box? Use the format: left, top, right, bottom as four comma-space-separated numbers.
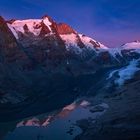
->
75, 74, 140, 140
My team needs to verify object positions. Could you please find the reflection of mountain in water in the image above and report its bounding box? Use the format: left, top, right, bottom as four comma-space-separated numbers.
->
4, 100, 108, 140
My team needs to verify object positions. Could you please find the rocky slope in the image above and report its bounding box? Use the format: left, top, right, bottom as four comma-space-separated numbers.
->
75, 70, 140, 140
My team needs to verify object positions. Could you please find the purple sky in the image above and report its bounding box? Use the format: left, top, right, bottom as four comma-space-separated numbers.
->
0, 0, 140, 47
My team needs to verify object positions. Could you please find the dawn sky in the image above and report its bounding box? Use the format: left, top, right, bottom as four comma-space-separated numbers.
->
0, 0, 140, 47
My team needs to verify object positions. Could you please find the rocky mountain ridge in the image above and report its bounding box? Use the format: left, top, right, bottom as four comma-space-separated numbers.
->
0, 15, 140, 122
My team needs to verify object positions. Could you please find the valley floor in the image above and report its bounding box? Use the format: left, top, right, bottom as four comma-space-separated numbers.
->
75, 78, 140, 140
1, 71, 140, 140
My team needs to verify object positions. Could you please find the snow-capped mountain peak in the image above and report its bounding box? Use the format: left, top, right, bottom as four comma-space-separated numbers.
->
121, 41, 140, 50
7, 16, 55, 39
6, 15, 109, 55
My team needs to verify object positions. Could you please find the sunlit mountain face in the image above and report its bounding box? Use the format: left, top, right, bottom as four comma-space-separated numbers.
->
0, 1, 140, 140
1, 0, 140, 47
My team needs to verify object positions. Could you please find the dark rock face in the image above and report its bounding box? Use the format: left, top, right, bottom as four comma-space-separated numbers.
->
39, 21, 51, 36
75, 72, 140, 140
0, 16, 17, 49
0, 16, 27, 62
90, 40, 100, 48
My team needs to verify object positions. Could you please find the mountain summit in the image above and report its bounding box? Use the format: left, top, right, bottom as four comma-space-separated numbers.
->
7, 15, 108, 52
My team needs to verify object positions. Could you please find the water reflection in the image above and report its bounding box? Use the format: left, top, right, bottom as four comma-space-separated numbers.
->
4, 100, 109, 140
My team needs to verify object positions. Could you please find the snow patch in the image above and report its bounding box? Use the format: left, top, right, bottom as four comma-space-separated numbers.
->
108, 60, 140, 86
80, 100, 90, 107
99, 103, 109, 109
7, 23, 19, 39
43, 17, 52, 32
60, 33, 77, 47
109, 48, 122, 58
16, 121, 24, 128
122, 42, 140, 50
10, 19, 42, 36
79, 34, 108, 50
79, 34, 96, 49
60, 33, 82, 54
25, 118, 40, 126
63, 102, 77, 111
108, 70, 118, 80
42, 116, 52, 126
116, 60, 140, 85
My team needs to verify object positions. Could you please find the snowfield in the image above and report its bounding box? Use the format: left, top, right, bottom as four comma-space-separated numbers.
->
108, 59, 140, 86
